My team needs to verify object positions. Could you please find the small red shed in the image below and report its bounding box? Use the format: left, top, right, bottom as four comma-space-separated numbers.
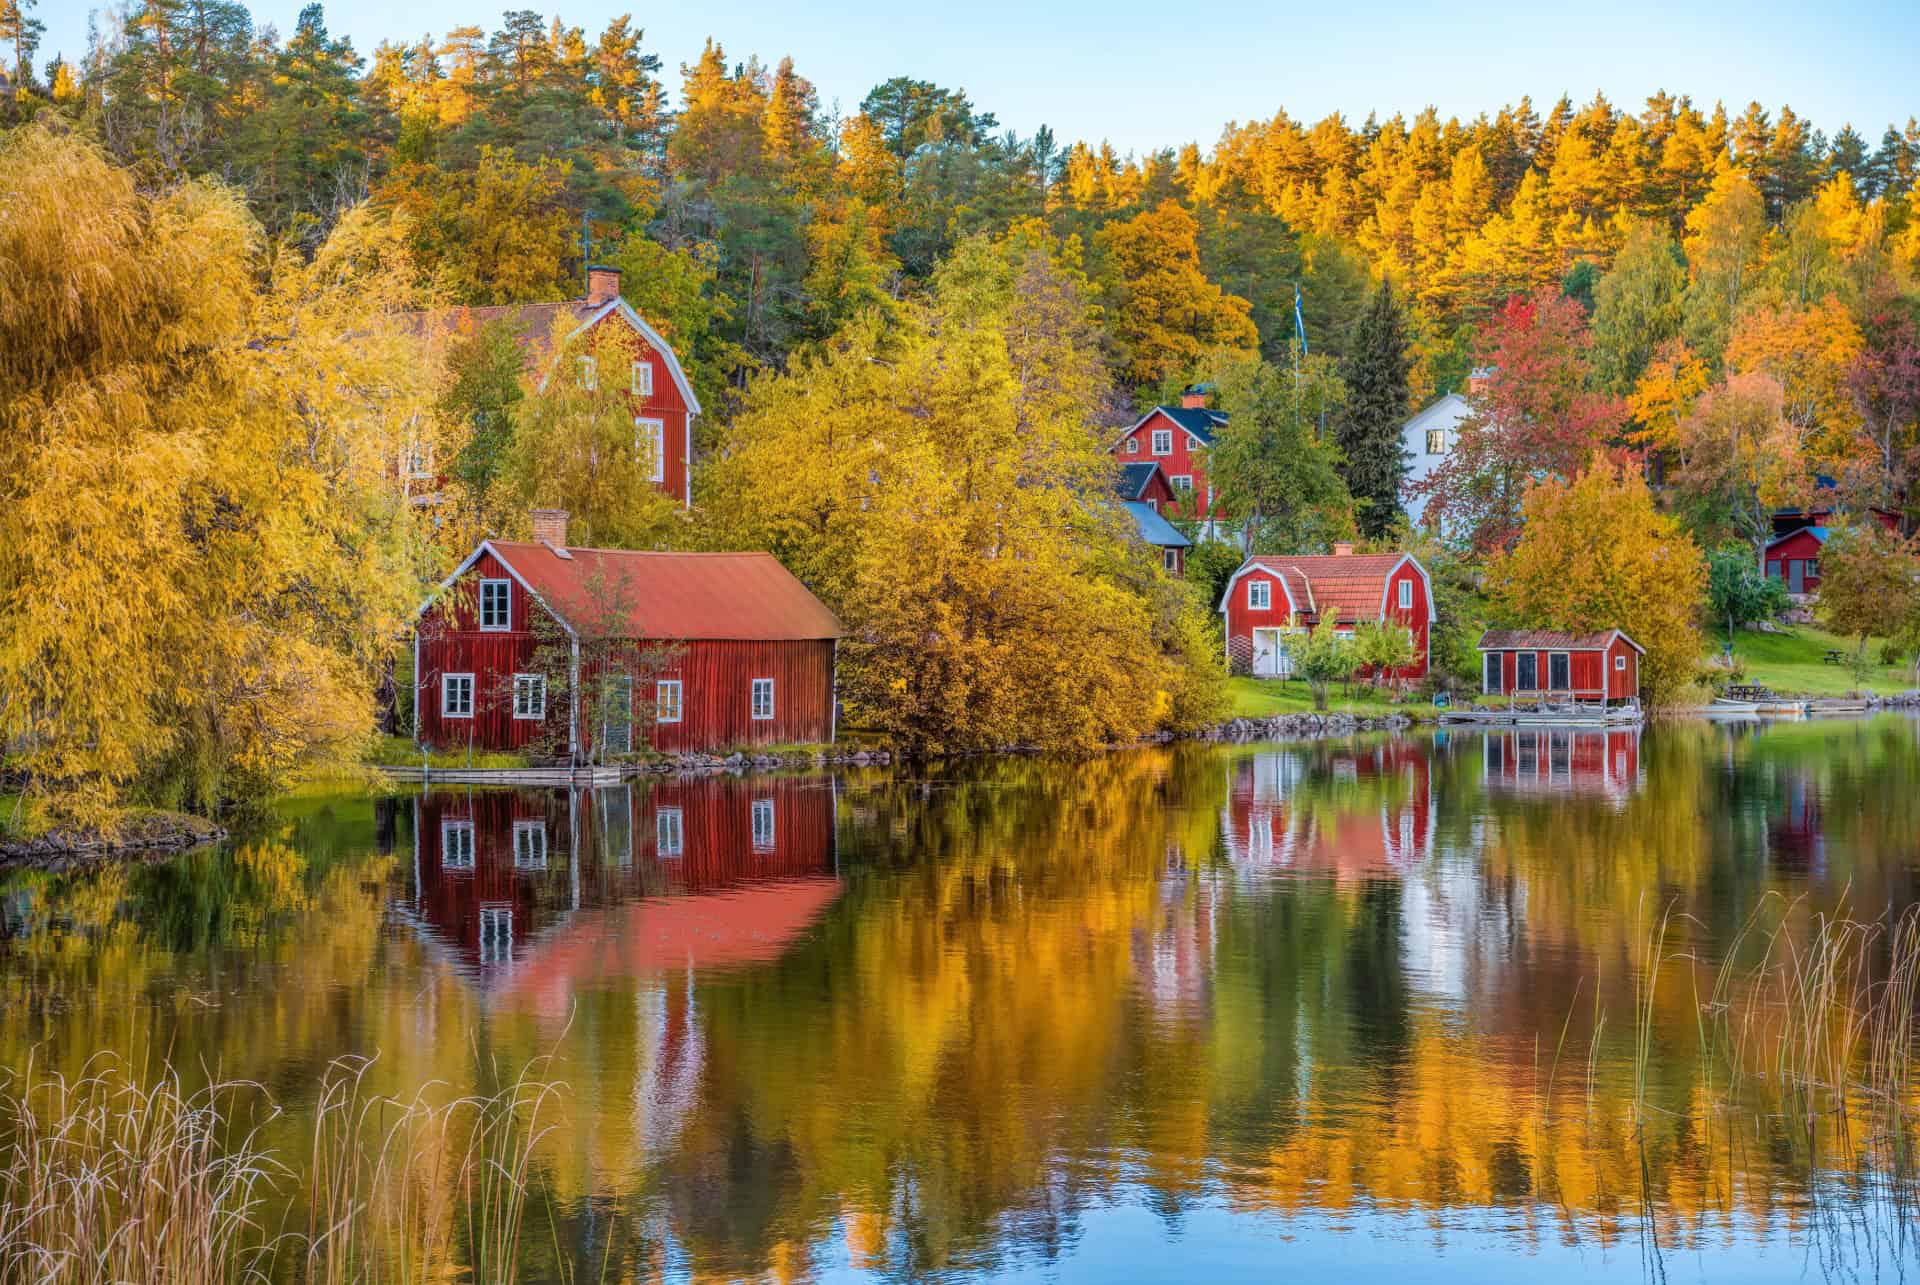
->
414, 512, 842, 759
1218, 547, 1434, 680
1476, 628, 1643, 704
1761, 526, 1829, 593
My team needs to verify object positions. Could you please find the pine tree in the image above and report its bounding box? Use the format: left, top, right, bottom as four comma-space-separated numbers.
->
1333, 280, 1413, 537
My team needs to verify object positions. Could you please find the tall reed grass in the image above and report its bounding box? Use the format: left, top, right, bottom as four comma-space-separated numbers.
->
0, 1052, 561, 1285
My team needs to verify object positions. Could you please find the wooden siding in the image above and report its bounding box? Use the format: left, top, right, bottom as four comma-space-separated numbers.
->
1224, 559, 1432, 680
1485, 643, 1637, 702
1113, 410, 1218, 522
1482, 727, 1641, 795
1763, 528, 1826, 591
583, 311, 693, 505
579, 638, 835, 755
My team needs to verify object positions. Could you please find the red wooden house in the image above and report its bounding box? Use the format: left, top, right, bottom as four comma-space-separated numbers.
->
1110, 386, 1229, 528
1218, 547, 1434, 679
417, 266, 701, 507
414, 511, 843, 759
1761, 525, 1830, 593
1476, 629, 1642, 704
1116, 461, 1177, 512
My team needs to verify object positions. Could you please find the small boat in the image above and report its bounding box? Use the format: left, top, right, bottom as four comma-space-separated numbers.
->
1704, 697, 1760, 717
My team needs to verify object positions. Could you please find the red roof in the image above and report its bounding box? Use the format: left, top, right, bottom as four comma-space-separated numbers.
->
1478, 628, 1643, 653
491, 542, 843, 641
1236, 553, 1413, 622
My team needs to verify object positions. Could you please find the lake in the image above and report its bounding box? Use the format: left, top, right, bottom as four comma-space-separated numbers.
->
4, 717, 1919, 1282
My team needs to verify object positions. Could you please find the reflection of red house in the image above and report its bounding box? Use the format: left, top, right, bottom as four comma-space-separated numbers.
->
407, 776, 840, 987
1767, 775, 1825, 875
1480, 727, 1642, 799
1221, 744, 1433, 879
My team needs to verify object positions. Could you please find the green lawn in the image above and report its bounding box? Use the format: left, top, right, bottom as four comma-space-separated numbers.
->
360, 734, 529, 770
1225, 676, 1439, 720
1716, 625, 1916, 697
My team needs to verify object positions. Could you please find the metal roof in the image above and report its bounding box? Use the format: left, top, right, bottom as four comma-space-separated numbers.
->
1115, 461, 1166, 499
490, 542, 843, 640
1478, 628, 1644, 654
1122, 502, 1192, 549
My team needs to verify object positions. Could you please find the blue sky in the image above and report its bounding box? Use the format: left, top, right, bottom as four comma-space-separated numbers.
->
41, 0, 1920, 156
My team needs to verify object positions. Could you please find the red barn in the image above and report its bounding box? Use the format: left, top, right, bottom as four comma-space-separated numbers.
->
1110, 386, 1229, 530
1476, 628, 1642, 704
1218, 547, 1434, 680
414, 511, 842, 759
416, 266, 700, 507
1760, 525, 1830, 593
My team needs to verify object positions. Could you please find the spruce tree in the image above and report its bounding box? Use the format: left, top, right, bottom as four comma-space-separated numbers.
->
1333, 280, 1412, 539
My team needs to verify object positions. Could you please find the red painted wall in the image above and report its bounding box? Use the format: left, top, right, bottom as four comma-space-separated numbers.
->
417, 550, 836, 756
1487, 643, 1637, 701
580, 311, 694, 506
1113, 410, 1217, 521
1223, 558, 1431, 679
1763, 529, 1826, 591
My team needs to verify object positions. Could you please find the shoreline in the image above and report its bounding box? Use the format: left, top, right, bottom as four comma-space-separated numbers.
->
0, 810, 228, 872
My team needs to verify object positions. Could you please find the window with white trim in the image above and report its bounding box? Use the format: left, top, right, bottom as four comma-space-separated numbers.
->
1426, 428, 1447, 455
750, 678, 774, 721
478, 905, 511, 963
478, 579, 510, 631
1614, 654, 1626, 671
406, 440, 433, 478
631, 360, 653, 397
1145, 498, 1158, 512
655, 679, 682, 723
751, 798, 775, 850
1247, 579, 1271, 611
656, 807, 683, 857
441, 820, 475, 869
512, 673, 545, 720
1398, 579, 1413, 610
1162, 548, 1180, 572
635, 417, 666, 483
578, 355, 597, 390
512, 821, 548, 869
1171, 474, 1193, 493
442, 673, 474, 718
1151, 429, 1173, 456
1124, 437, 1139, 454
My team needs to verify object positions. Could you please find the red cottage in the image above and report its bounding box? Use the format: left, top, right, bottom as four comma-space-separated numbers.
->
416, 266, 700, 507
414, 511, 842, 759
1760, 525, 1829, 593
1218, 546, 1434, 679
1110, 385, 1229, 530
1476, 629, 1642, 704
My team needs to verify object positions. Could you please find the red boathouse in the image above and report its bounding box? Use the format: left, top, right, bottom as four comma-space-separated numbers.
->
1476, 628, 1642, 703
1218, 547, 1434, 680
414, 511, 842, 758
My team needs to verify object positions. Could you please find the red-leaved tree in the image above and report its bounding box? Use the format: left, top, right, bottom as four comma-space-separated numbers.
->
1416, 292, 1629, 552
1845, 305, 1920, 528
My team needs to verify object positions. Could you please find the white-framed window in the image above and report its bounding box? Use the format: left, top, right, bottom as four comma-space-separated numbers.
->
1171, 474, 1194, 493
512, 821, 548, 869
631, 360, 653, 397
512, 673, 545, 720
1162, 548, 1180, 572
477, 905, 511, 962
478, 579, 510, 631
751, 798, 775, 850
656, 807, 683, 858
1398, 579, 1413, 610
1614, 654, 1627, 671
635, 417, 666, 483
1247, 579, 1271, 611
406, 440, 433, 478
442, 673, 474, 718
1151, 429, 1173, 456
441, 820, 475, 869
750, 678, 774, 721
1426, 428, 1447, 455
1124, 437, 1139, 454
1145, 498, 1158, 512
1484, 651, 1503, 694
1548, 652, 1571, 692
578, 355, 597, 390
655, 679, 682, 723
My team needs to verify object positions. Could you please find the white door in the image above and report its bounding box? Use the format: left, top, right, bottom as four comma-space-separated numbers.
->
1252, 629, 1292, 678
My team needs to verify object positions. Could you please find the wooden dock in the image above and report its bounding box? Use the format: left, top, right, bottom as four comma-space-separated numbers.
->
375, 765, 626, 787
1441, 702, 1644, 728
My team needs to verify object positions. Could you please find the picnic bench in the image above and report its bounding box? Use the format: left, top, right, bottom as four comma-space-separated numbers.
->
1822, 649, 1846, 665
1726, 684, 1772, 702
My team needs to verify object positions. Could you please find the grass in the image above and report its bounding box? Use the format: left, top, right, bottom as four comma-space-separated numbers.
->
361, 735, 529, 771
0, 792, 50, 842
1714, 624, 1916, 697
1225, 676, 1439, 720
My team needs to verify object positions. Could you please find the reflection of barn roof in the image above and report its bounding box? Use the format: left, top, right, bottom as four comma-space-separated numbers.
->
486, 542, 843, 640
1478, 628, 1644, 653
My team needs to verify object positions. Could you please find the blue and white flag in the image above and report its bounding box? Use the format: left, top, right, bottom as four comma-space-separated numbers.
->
1293, 284, 1308, 356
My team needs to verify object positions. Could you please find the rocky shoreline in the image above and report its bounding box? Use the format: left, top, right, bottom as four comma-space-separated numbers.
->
0, 811, 228, 871
1187, 711, 1417, 743
625, 747, 894, 773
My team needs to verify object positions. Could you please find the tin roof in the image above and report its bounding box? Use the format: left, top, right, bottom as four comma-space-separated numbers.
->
1122, 501, 1192, 549
1478, 628, 1644, 654
491, 542, 843, 640
1115, 461, 1166, 500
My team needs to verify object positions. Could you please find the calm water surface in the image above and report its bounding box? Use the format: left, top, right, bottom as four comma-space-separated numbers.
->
5, 717, 1920, 1282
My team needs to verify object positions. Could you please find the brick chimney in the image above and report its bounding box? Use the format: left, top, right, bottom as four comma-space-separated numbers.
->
531, 508, 569, 549
1332, 542, 1355, 557
1180, 383, 1212, 409
585, 265, 621, 307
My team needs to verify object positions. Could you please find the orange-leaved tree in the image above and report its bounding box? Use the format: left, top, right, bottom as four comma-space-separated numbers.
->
1486, 461, 1706, 706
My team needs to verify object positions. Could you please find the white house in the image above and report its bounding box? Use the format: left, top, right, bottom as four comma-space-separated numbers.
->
1399, 392, 1472, 528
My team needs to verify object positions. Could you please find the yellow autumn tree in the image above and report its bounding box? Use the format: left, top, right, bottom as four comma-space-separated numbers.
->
1486, 461, 1706, 706
0, 126, 441, 826
1626, 338, 1709, 452
1096, 200, 1258, 388
1722, 296, 1864, 462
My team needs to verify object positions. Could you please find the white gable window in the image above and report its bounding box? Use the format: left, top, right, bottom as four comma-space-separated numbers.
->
1398, 579, 1413, 610
442, 673, 474, 718
578, 355, 597, 390
442, 820, 475, 869
751, 798, 775, 850
478, 579, 510, 631
751, 678, 774, 721
406, 441, 433, 479
1145, 498, 1158, 512
1124, 437, 1139, 454
1615, 654, 1627, 671
631, 360, 653, 397
655, 679, 682, 723
1247, 580, 1271, 611
656, 807, 684, 857
635, 417, 666, 483
1151, 429, 1173, 456
1426, 428, 1447, 455
512, 673, 545, 720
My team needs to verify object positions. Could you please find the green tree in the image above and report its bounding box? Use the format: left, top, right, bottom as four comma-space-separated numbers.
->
439, 318, 527, 516
1817, 524, 1920, 669
1206, 351, 1354, 552
1590, 222, 1687, 394
1333, 280, 1413, 538
1704, 545, 1787, 649
1292, 621, 1357, 711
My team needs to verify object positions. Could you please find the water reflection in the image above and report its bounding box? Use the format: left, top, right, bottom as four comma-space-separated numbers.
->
2, 718, 1918, 1282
